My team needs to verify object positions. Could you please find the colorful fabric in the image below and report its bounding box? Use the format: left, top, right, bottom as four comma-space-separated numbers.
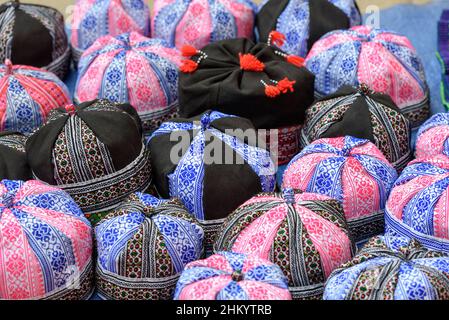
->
0, 1, 70, 79
152, 0, 255, 49
0, 132, 31, 181
283, 136, 398, 242
324, 235, 449, 300
0, 179, 93, 300
416, 113, 449, 159
215, 189, 354, 299
75, 32, 182, 133
385, 154, 449, 254
95, 192, 204, 300
0, 61, 71, 134
256, 0, 361, 58
26, 100, 152, 214
174, 251, 292, 300
305, 25, 430, 128
301, 85, 411, 171
71, 0, 150, 63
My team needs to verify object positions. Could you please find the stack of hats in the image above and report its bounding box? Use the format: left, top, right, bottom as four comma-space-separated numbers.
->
71, 0, 150, 64
415, 113, 449, 159
75, 32, 182, 133
151, 0, 256, 49
305, 25, 430, 128
0, 1, 71, 79
0, 131, 31, 180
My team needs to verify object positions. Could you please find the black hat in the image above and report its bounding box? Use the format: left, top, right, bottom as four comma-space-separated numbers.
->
0, 1, 71, 79
0, 131, 31, 180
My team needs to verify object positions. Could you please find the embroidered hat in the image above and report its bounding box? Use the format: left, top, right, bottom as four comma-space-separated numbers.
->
174, 251, 292, 300
305, 26, 430, 128
256, 0, 361, 58
178, 37, 315, 164
301, 84, 412, 171
283, 136, 398, 242
71, 0, 150, 64
0, 1, 70, 79
385, 154, 449, 254
0, 131, 31, 180
0, 179, 93, 300
0, 60, 71, 134
214, 189, 354, 299
324, 235, 449, 300
416, 113, 449, 159
147, 111, 276, 253
25, 99, 152, 215
151, 0, 255, 49
95, 192, 204, 300
75, 33, 182, 134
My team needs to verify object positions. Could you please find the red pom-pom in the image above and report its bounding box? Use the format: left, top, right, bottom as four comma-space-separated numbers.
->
286, 55, 305, 67
180, 59, 199, 73
265, 85, 281, 98
181, 45, 199, 57
269, 31, 286, 47
239, 53, 265, 72
64, 104, 76, 115
277, 77, 296, 93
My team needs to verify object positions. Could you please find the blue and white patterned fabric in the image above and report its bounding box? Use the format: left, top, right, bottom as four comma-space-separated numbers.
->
324, 235, 449, 300
415, 113, 449, 158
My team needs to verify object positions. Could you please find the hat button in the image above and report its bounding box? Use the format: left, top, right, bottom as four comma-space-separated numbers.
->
64, 104, 76, 115
231, 270, 244, 282
200, 113, 211, 130
282, 188, 296, 204
4, 59, 13, 75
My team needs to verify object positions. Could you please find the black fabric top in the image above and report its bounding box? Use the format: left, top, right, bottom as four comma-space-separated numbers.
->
178, 38, 315, 129
0, 131, 32, 181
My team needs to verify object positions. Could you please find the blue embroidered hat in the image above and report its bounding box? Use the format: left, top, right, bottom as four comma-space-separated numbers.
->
324, 235, 449, 300
95, 192, 204, 300
416, 113, 449, 159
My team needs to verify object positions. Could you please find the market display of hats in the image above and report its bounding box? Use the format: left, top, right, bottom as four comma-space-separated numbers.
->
0, 1, 71, 79
178, 37, 315, 164
324, 235, 449, 300
0, 59, 71, 134
415, 113, 449, 159
215, 189, 354, 299
385, 154, 449, 254
301, 84, 412, 171
256, 0, 361, 58
0, 179, 94, 300
174, 251, 292, 300
25, 99, 152, 215
151, 0, 255, 49
75, 32, 182, 133
95, 192, 204, 300
305, 25, 430, 128
147, 110, 276, 252
71, 0, 150, 64
0, 131, 31, 180
283, 136, 398, 242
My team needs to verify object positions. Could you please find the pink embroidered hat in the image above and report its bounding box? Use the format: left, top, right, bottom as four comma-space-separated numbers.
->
305, 25, 430, 128
74, 32, 182, 133
71, 0, 150, 64
282, 136, 398, 243
415, 113, 449, 159
214, 189, 354, 299
151, 0, 256, 49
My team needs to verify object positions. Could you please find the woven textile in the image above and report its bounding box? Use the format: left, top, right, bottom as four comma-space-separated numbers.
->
0, 179, 93, 300
214, 189, 354, 299
305, 25, 430, 128
416, 113, 449, 159
0, 131, 31, 181
75, 32, 182, 134
283, 136, 398, 242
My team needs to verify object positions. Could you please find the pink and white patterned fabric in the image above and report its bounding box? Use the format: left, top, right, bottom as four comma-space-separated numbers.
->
71, 0, 150, 63
0, 60, 70, 135
305, 25, 429, 128
282, 136, 398, 243
416, 113, 449, 159
0, 180, 93, 300
152, 0, 255, 49
214, 189, 354, 299
174, 251, 292, 300
75, 32, 182, 133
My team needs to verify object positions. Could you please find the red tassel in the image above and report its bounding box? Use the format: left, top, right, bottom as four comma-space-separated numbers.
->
277, 77, 296, 93
269, 31, 286, 47
265, 85, 281, 98
180, 59, 198, 73
181, 45, 199, 57
286, 55, 305, 67
239, 53, 265, 72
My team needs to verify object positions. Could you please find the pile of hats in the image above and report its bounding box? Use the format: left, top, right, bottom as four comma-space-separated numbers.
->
1, 0, 449, 301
